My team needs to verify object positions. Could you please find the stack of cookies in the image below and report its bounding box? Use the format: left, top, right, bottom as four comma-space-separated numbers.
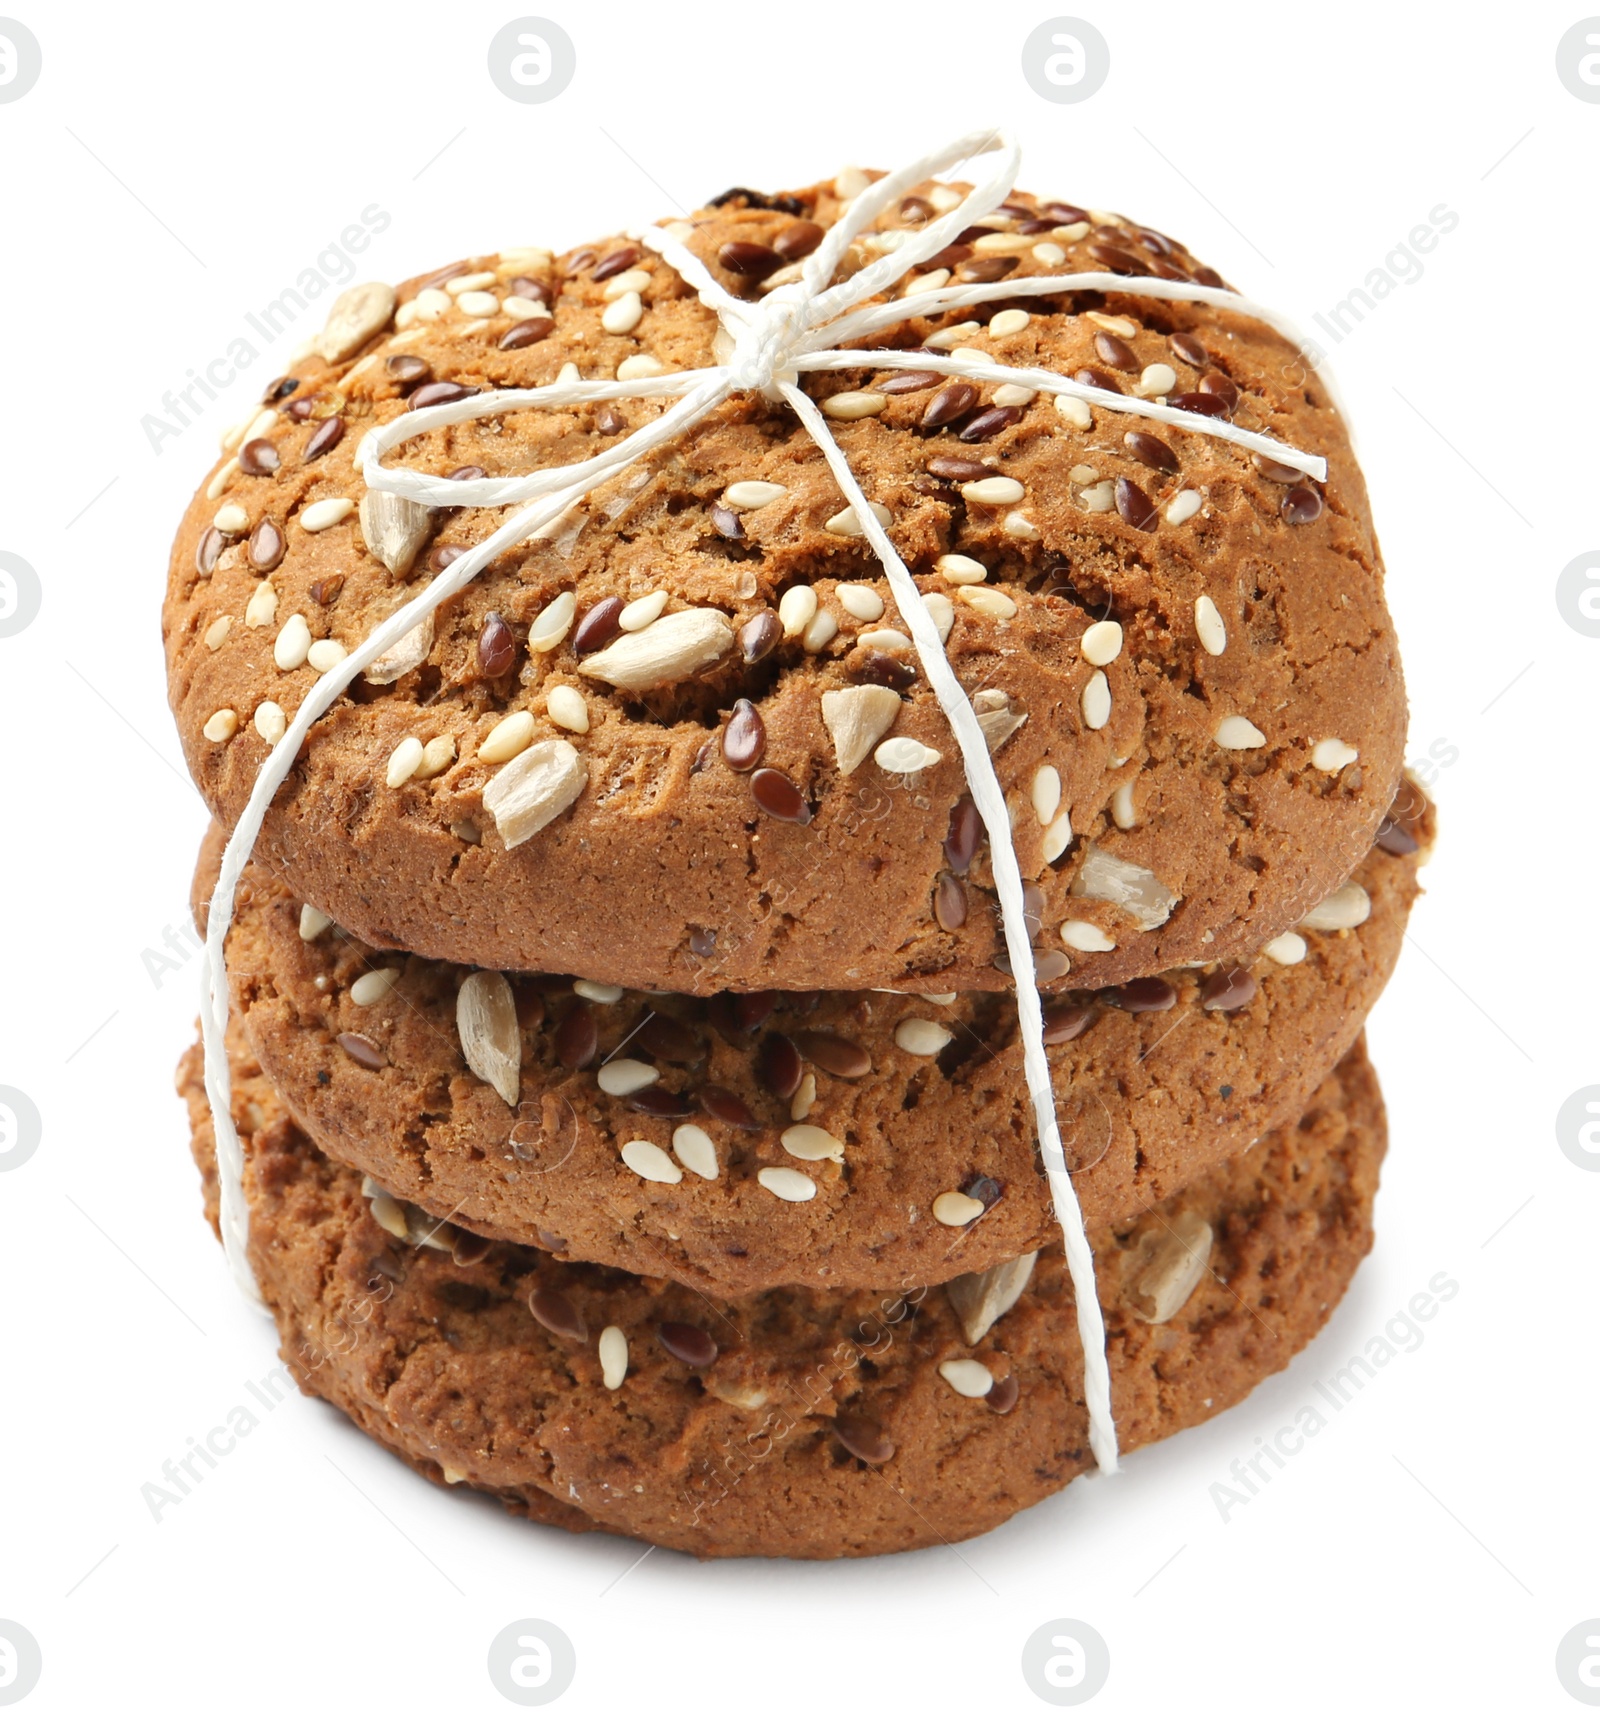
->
164, 156, 1424, 1559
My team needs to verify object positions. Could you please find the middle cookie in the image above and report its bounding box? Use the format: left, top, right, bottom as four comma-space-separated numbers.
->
202, 792, 1428, 1298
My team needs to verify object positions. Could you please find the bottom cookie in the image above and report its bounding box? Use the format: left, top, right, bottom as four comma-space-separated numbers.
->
180, 1033, 1385, 1560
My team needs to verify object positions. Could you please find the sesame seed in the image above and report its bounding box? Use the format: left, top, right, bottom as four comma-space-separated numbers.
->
924, 321, 982, 351
1082, 670, 1112, 730
1299, 882, 1371, 931
1195, 595, 1227, 654
1031, 765, 1061, 824
213, 503, 249, 535
989, 308, 1030, 337
875, 736, 941, 773
1137, 363, 1178, 397
1055, 394, 1093, 429
386, 736, 424, 787
672, 1124, 719, 1179
616, 355, 665, 380
903, 268, 950, 296
824, 501, 893, 536
1263, 931, 1308, 965
417, 736, 456, 778
959, 587, 1018, 620
546, 686, 589, 733
779, 1124, 844, 1166
599, 1059, 659, 1097
937, 554, 988, 584
478, 710, 536, 763
599, 1326, 629, 1389
933, 1191, 984, 1227
789, 1072, 817, 1122
601, 292, 643, 335
1085, 311, 1137, 336
858, 627, 912, 650
960, 476, 1024, 506
758, 1166, 816, 1202
1079, 481, 1115, 512
1061, 919, 1116, 952
1032, 242, 1067, 265
244, 582, 277, 629
939, 1359, 995, 1398
205, 459, 239, 501
573, 979, 623, 1003
299, 498, 354, 532
273, 614, 311, 670
601, 268, 651, 299
925, 593, 955, 641
350, 967, 398, 1007
306, 639, 346, 673
203, 615, 232, 651
1215, 716, 1266, 749
1081, 620, 1123, 665
1311, 737, 1359, 772
621, 1139, 680, 1184
778, 585, 819, 637
527, 590, 576, 651
822, 391, 889, 421
1042, 808, 1073, 861
298, 905, 331, 940
368, 1190, 407, 1237
894, 1017, 953, 1056
835, 583, 884, 621
1167, 490, 1204, 526
246, 701, 283, 746
202, 708, 238, 743
1002, 511, 1040, 539
446, 271, 496, 294
724, 480, 785, 509
1111, 780, 1137, 829
801, 608, 838, 652
619, 590, 668, 631
993, 384, 1036, 408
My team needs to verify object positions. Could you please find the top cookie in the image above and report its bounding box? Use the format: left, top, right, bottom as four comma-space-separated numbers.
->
164, 168, 1405, 994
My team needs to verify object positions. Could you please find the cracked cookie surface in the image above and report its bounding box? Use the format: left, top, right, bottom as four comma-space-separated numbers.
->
197, 787, 1426, 1297
179, 1028, 1384, 1560
164, 169, 1406, 994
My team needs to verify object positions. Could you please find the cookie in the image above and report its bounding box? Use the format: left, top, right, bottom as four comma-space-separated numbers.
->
164, 168, 1406, 996
198, 785, 1425, 1298
179, 1029, 1384, 1560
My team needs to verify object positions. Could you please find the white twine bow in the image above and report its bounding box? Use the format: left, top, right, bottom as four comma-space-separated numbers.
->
200, 127, 1331, 1476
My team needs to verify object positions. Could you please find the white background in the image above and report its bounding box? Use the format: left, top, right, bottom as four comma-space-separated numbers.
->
1, 1, 1595, 1718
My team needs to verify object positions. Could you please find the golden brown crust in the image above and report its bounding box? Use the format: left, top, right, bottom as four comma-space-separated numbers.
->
197, 793, 1426, 1297
164, 174, 1405, 995
178, 1029, 1385, 1560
